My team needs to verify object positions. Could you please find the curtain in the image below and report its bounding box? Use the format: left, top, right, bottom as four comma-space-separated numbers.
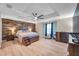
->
51, 23, 53, 38
45, 24, 47, 36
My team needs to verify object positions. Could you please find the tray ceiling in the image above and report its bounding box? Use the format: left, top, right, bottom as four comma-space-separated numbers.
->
0, 3, 77, 23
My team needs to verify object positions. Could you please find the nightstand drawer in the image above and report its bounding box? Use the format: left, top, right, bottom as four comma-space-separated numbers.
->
6, 35, 14, 41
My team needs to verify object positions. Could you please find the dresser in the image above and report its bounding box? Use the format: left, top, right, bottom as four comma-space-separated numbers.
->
68, 43, 79, 56
56, 32, 69, 43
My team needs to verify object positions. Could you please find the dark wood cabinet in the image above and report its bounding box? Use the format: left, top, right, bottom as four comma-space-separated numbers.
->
68, 43, 79, 56
56, 32, 69, 43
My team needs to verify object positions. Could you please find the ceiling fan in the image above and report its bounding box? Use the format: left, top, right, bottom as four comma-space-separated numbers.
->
32, 12, 44, 20
6, 4, 44, 20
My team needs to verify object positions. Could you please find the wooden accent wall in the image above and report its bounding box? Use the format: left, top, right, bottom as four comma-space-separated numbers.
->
2, 18, 36, 38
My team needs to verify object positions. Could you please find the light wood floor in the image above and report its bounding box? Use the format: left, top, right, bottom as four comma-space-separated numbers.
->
0, 38, 68, 56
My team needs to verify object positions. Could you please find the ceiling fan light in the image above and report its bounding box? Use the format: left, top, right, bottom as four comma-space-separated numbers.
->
34, 17, 37, 20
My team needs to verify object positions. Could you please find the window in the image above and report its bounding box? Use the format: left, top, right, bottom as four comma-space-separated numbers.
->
47, 23, 51, 36
45, 22, 57, 39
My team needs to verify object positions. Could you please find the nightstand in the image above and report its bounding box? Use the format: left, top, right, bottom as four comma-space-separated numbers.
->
6, 35, 15, 41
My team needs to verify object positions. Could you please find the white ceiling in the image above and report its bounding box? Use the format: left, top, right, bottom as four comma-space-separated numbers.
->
0, 3, 77, 23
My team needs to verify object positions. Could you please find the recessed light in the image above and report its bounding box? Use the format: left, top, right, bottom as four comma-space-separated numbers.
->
6, 4, 13, 8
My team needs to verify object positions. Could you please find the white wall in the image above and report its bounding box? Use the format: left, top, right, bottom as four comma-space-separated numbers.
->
57, 17, 73, 43
36, 23, 45, 38
0, 15, 2, 48
57, 17, 73, 32
36, 17, 73, 41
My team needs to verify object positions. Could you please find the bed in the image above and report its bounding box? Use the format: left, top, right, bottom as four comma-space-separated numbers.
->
16, 30, 39, 45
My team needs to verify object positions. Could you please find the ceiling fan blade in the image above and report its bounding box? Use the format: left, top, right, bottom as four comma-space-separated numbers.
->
37, 15, 44, 18
32, 12, 38, 17
32, 12, 36, 17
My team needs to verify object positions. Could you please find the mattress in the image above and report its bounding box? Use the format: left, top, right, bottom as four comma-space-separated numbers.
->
16, 30, 39, 42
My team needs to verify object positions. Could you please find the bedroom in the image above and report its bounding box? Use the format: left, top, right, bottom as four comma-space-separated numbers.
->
0, 3, 79, 56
